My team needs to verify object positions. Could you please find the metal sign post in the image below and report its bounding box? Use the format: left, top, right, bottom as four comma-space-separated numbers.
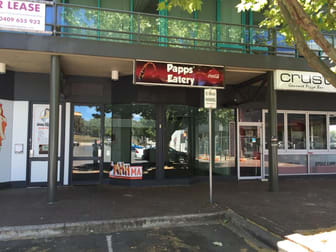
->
204, 89, 217, 204
208, 108, 213, 204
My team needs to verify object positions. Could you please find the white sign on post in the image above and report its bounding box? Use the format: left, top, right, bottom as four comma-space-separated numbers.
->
0, 0, 46, 32
204, 89, 217, 109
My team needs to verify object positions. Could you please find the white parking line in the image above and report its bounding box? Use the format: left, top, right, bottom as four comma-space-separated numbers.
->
106, 235, 113, 252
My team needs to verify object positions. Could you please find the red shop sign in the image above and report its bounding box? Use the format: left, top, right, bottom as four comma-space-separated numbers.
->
134, 60, 224, 89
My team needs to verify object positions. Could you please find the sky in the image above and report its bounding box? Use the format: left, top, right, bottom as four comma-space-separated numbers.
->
75, 106, 142, 122
75, 106, 99, 121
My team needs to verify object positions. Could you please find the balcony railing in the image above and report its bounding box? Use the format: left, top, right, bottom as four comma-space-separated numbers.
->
7, 1, 336, 59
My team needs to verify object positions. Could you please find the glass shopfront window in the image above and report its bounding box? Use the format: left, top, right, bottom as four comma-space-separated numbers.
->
281, 154, 307, 174
263, 110, 336, 176
239, 106, 262, 122
310, 155, 336, 174
309, 114, 327, 149
164, 105, 193, 178
73, 106, 101, 158
262, 109, 336, 177
72, 105, 102, 182
72, 103, 237, 183
214, 109, 236, 176
265, 113, 284, 149
239, 125, 262, 177
105, 104, 156, 180
329, 115, 336, 149
288, 114, 306, 150
71, 104, 156, 183
195, 109, 208, 176
264, 111, 336, 151
264, 154, 307, 175
195, 108, 236, 176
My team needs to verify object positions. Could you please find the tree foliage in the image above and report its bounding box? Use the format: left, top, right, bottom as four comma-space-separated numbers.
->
238, 0, 336, 85
158, 0, 203, 14
237, 0, 335, 42
159, 0, 336, 86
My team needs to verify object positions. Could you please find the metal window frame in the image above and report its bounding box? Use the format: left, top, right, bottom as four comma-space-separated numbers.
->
237, 113, 264, 180
70, 103, 104, 185
27, 101, 65, 186
262, 109, 336, 176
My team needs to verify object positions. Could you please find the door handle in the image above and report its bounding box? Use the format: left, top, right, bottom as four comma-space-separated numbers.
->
29, 149, 34, 158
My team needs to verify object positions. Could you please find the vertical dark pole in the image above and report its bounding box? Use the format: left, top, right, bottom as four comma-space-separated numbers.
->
270, 29, 277, 55
48, 55, 60, 204
268, 71, 279, 192
156, 104, 165, 180
187, 109, 194, 174
211, 109, 216, 170
209, 108, 213, 204
53, 0, 57, 36
99, 106, 104, 184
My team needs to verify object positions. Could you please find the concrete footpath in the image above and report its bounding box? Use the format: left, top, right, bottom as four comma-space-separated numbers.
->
1, 177, 336, 250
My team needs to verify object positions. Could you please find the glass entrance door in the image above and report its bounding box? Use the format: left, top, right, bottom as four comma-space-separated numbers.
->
238, 124, 263, 179
72, 105, 103, 184
28, 103, 63, 185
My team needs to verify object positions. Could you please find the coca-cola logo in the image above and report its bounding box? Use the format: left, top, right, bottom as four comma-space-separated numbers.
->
208, 74, 220, 78
207, 69, 221, 84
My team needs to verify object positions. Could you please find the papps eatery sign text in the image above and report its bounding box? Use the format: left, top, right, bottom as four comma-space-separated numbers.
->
134, 60, 224, 89
0, 0, 45, 32
274, 70, 335, 93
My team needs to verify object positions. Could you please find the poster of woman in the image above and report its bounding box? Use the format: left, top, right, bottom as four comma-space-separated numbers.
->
0, 103, 7, 150
32, 104, 50, 157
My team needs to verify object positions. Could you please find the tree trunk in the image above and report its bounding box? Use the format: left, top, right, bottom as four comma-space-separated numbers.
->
282, 0, 336, 64
278, 0, 336, 87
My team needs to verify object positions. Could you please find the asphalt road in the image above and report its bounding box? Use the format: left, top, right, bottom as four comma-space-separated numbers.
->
0, 224, 257, 252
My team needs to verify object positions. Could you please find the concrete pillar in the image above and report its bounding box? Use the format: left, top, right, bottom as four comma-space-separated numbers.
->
268, 71, 279, 192
156, 104, 165, 180
48, 55, 60, 203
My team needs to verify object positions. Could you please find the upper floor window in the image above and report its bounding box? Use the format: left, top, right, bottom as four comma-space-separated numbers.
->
218, 0, 241, 24
133, 0, 158, 14
197, 0, 216, 21
64, 0, 97, 7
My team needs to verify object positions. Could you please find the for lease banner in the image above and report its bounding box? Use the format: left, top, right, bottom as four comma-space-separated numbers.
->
109, 162, 143, 180
0, 0, 45, 32
134, 60, 224, 89
274, 70, 335, 93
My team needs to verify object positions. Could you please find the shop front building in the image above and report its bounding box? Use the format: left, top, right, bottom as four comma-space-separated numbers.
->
0, 0, 335, 189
